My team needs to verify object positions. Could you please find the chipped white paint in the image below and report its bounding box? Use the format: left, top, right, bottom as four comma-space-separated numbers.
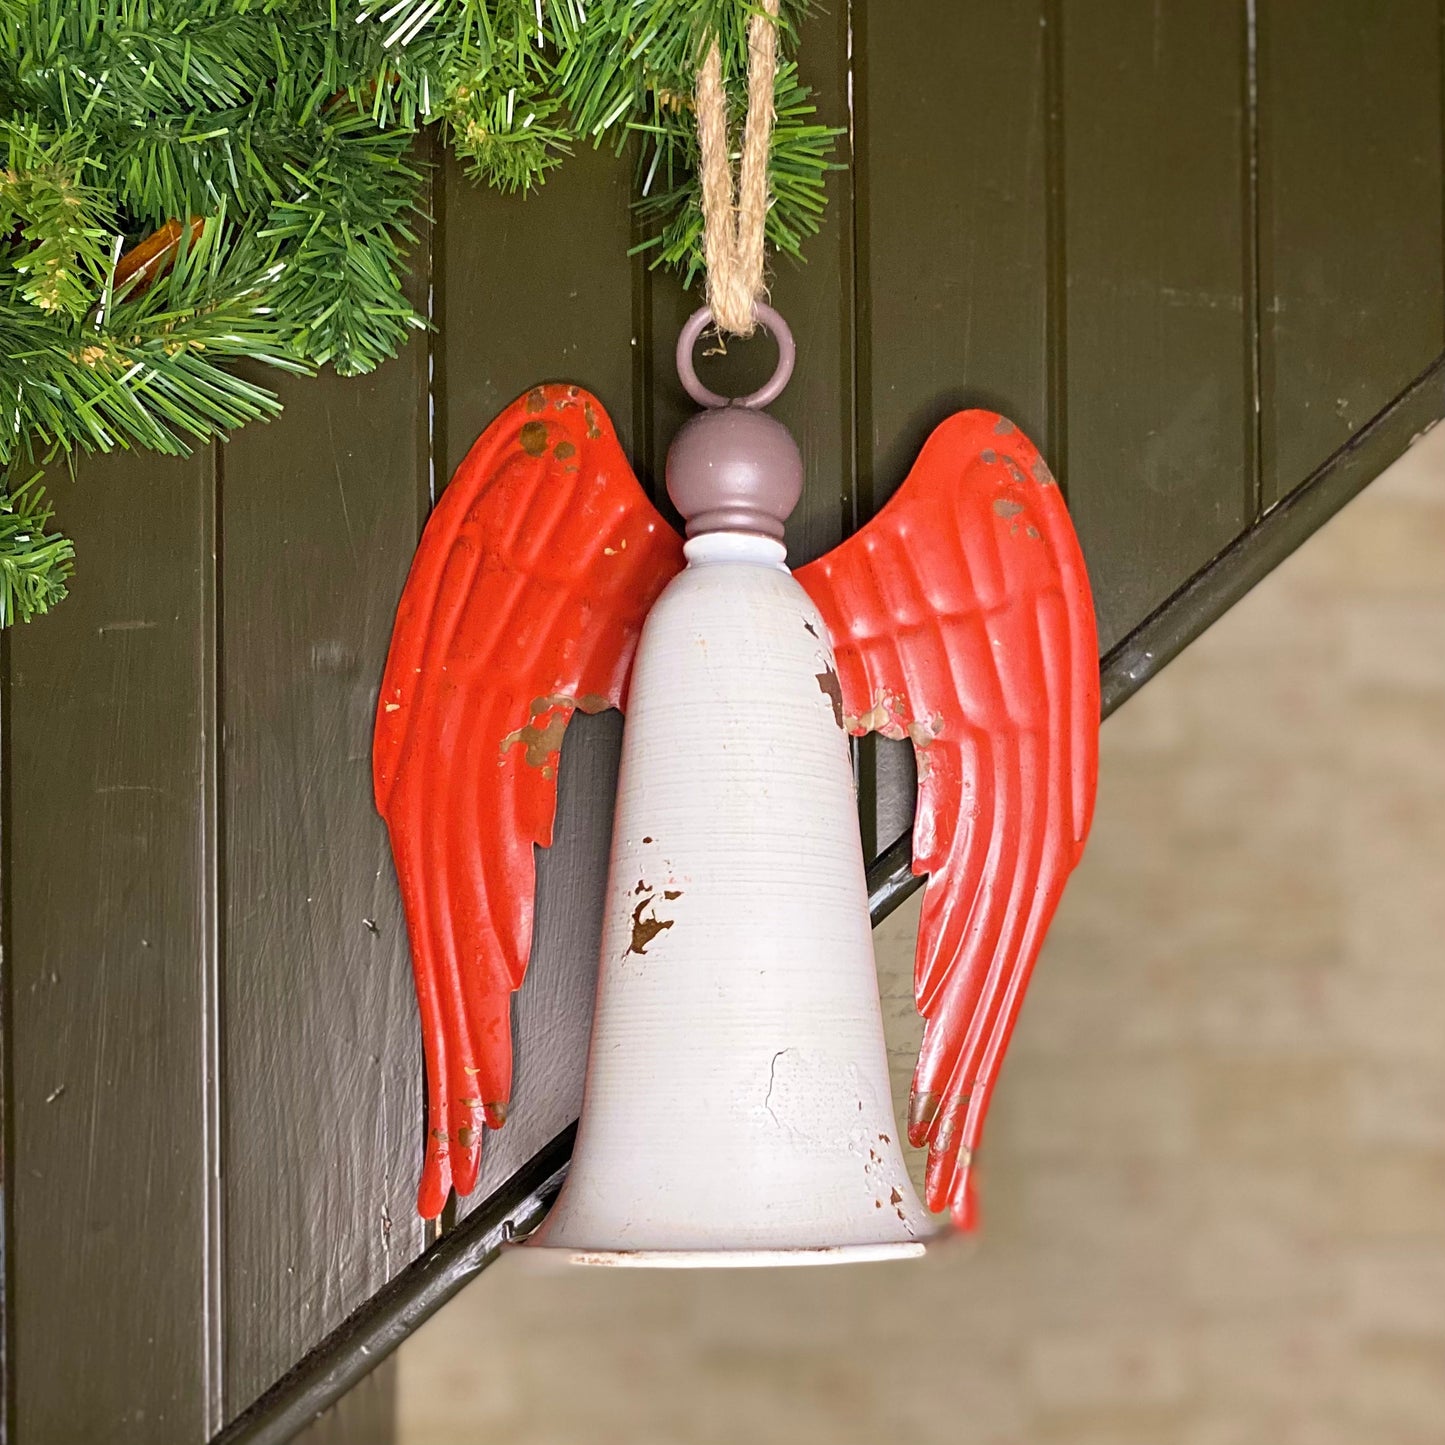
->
527, 531, 936, 1266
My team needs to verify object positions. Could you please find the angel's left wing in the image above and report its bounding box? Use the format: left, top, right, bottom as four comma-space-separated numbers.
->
375, 385, 684, 1217
795, 411, 1098, 1228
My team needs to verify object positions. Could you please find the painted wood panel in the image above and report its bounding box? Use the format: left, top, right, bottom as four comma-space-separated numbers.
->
1059, 0, 1253, 652
4, 451, 217, 1441
218, 345, 431, 1418
1257, 0, 1445, 505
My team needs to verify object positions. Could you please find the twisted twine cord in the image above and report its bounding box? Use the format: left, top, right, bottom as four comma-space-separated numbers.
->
695, 0, 779, 336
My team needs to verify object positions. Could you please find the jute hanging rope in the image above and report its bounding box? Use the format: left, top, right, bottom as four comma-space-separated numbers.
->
695, 0, 780, 336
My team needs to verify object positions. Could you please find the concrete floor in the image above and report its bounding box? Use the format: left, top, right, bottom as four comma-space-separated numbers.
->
397, 421, 1445, 1445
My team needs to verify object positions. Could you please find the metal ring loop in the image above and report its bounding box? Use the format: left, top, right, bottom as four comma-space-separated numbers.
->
675, 303, 796, 410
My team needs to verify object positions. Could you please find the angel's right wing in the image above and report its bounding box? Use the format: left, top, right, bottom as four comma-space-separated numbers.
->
374, 385, 684, 1217
796, 411, 1098, 1228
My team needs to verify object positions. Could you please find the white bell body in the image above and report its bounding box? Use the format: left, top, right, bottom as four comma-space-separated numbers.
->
528, 532, 935, 1266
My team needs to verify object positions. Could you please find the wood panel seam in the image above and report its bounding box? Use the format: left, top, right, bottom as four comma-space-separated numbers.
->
1243, 0, 1264, 523
846, 0, 877, 859
203, 436, 227, 1437
1042, 0, 1068, 480
1, 602, 15, 1445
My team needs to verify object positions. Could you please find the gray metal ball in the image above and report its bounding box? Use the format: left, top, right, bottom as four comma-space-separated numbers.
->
665, 406, 804, 541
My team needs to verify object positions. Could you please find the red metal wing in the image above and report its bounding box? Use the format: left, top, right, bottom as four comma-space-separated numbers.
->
374, 385, 684, 1218
795, 411, 1098, 1228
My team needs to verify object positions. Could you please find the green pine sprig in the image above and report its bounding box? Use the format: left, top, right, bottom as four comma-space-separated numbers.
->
0, 0, 841, 623
259, 109, 427, 373
0, 473, 74, 624
0, 214, 304, 465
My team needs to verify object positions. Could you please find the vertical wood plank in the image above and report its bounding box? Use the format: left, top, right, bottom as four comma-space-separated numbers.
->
437, 145, 640, 474
1257, 1, 1445, 504
4, 451, 214, 1442
435, 145, 641, 1215
218, 344, 428, 1409
1059, 0, 1252, 652
858, 0, 1051, 498
856, 0, 1050, 847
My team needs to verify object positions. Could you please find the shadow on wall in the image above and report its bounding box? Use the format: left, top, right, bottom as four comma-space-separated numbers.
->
396, 424, 1445, 1445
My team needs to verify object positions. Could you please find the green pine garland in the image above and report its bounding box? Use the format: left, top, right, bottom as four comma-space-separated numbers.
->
0, 0, 836, 625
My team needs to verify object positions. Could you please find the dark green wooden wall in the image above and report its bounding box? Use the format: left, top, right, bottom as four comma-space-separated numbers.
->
5, 3, 1444, 1440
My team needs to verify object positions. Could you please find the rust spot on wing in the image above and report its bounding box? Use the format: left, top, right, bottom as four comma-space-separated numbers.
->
993, 416, 1016, 435
906, 716, 944, 746
500, 693, 611, 769
519, 420, 549, 456
908, 1089, 939, 1139
993, 498, 1023, 518
485, 1100, 509, 1128
501, 708, 567, 768
663, 888, 682, 900
457, 1125, 476, 1148
845, 689, 905, 739
525, 388, 547, 414
981, 448, 998, 465
815, 666, 844, 729
845, 689, 943, 749
1032, 456, 1056, 486
554, 440, 577, 461
583, 402, 603, 440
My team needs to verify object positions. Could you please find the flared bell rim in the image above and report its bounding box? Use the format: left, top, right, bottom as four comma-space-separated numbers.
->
515, 1237, 935, 1269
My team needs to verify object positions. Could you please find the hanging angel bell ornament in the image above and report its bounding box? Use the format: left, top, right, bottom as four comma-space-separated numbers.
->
373, 300, 1100, 1264
376, 0, 1096, 1264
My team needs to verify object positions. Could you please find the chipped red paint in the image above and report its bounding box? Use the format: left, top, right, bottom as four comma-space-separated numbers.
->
796, 409, 1099, 1230
373, 385, 684, 1217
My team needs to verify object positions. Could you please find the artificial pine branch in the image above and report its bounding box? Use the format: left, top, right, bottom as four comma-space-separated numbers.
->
259, 108, 427, 374
0, 473, 74, 624
0, 215, 303, 464
0, 121, 115, 318
0, 0, 840, 623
